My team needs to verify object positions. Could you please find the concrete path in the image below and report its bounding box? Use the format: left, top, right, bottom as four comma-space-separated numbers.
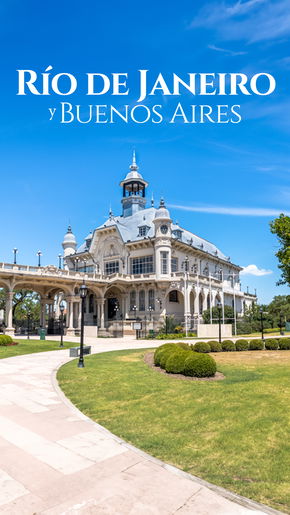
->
0, 338, 282, 514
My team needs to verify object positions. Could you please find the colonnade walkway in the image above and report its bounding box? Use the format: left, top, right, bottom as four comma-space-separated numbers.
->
0, 338, 280, 514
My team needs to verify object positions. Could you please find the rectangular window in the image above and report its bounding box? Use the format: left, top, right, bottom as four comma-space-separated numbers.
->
171, 257, 178, 273
161, 251, 168, 274
139, 290, 145, 311
131, 256, 153, 274
138, 226, 149, 237
105, 261, 119, 275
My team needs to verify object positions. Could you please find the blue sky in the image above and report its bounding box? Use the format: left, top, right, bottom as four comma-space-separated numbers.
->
1, 0, 290, 303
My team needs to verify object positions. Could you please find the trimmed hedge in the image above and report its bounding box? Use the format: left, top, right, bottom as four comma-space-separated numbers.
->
279, 338, 290, 350
249, 339, 264, 350
165, 351, 189, 374
154, 343, 176, 366
235, 339, 249, 351
194, 341, 211, 353
0, 335, 13, 346
222, 340, 236, 352
155, 332, 196, 340
159, 348, 177, 369
184, 353, 217, 377
176, 342, 191, 351
207, 341, 222, 352
265, 338, 279, 350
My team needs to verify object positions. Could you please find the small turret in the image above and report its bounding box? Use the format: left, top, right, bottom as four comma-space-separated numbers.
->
120, 151, 148, 217
62, 225, 77, 257
153, 199, 172, 278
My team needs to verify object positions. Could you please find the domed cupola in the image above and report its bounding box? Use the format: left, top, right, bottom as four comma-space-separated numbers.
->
120, 151, 148, 217
154, 198, 170, 220
153, 198, 172, 239
62, 225, 77, 257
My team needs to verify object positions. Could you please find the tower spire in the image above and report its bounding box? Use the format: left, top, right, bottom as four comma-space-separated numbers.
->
130, 150, 138, 171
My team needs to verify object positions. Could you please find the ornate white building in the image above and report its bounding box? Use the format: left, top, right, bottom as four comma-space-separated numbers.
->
60, 152, 256, 335
0, 153, 256, 337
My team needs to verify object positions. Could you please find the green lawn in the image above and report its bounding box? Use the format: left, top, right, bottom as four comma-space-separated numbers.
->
58, 349, 290, 513
0, 339, 77, 358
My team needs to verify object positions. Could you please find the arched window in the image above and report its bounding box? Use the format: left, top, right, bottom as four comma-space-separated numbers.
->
199, 293, 203, 314
148, 289, 155, 310
169, 290, 179, 303
130, 290, 136, 311
139, 290, 145, 311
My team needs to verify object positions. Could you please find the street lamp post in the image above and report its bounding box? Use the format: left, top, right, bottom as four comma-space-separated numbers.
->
59, 302, 65, 347
78, 282, 88, 368
259, 307, 264, 342
217, 301, 222, 344
148, 305, 153, 321
132, 305, 137, 320
182, 256, 189, 337
13, 248, 18, 265
75, 257, 79, 272
37, 251, 42, 267
58, 254, 62, 269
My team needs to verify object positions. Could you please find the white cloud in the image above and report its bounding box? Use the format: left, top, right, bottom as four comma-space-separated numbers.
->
168, 203, 290, 217
190, 0, 290, 44
208, 44, 247, 55
240, 264, 273, 276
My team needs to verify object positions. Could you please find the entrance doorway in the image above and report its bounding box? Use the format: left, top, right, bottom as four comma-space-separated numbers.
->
107, 297, 118, 320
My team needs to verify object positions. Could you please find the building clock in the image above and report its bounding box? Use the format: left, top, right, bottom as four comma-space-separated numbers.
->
160, 225, 168, 234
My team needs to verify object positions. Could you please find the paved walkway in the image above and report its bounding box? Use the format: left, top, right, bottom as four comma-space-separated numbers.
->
0, 338, 282, 514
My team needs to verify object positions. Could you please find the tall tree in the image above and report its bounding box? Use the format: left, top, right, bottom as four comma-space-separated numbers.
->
270, 214, 290, 286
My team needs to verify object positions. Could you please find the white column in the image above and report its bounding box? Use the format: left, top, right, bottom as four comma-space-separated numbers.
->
97, 299, 105, 330
69, 302, 74, 329
66, 298, 75, 336
40, 298, 47, 327
5, 291, 14, 336
194, 288, 200, 315
78, 301, 82, 329
202, 289, 208, 312
100, 300, 105, 329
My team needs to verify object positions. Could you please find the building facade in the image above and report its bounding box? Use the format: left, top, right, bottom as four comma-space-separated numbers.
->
60, 152, 256, 335
0, 153, 256, 337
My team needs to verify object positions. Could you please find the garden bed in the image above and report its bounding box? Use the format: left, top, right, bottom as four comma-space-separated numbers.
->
144, 351, 225, 381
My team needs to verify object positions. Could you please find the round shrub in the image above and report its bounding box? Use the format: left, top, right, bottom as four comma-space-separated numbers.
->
265, 338, 279, 350
279, 338, 290, 350
154, 343, 176, 366
249, 339, 264, 350
159, 348, 179, 369
235, 339, 249, 351
208, 340, 222, 352
165, 351, 188, 374
222, 340, 236, 352
184, 353, 217, 377
0, 335, 13, 346
194, 341, 211, 353
176, 342, 191, 351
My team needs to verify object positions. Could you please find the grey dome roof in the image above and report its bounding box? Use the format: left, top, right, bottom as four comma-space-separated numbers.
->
124, 169, 143, 180
62, 225, 76, 245
154, 198, 170, 219
120, 151, 148, 187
